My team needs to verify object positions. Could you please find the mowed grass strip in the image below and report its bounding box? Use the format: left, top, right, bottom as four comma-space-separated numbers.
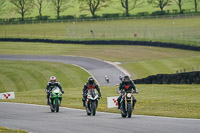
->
0, 42, 200, 79
0, 60, 90, 93
0, 17, 200, 45
1, 85, 200, 119
1, 42, 200, 62
121, 56, 200, 79
0, 127, 27, 133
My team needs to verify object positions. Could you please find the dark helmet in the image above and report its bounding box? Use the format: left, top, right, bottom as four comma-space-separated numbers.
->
88, 77, 95, 85
50, 76, 56, 83
123, 75, 130, 84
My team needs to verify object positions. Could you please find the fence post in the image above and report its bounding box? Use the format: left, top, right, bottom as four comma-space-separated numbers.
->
5, 31, 6, 37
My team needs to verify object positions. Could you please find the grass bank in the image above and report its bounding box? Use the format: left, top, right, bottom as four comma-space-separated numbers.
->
1, 17, 200, 46
0, 60, 90, 92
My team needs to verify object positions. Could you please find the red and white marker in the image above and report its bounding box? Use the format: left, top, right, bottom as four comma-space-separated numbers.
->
0, 92, 15, 99
107, 96, 118, 108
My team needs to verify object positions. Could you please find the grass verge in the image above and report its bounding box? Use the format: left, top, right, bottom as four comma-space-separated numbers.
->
0, 127, 27, 133
1, 84, 200, 119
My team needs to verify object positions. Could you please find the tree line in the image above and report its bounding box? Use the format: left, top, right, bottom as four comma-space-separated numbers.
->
0, 0, 199, 21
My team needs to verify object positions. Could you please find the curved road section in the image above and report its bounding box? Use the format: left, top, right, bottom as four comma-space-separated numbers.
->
0, 102, 200, 133
0, 55, 126, 86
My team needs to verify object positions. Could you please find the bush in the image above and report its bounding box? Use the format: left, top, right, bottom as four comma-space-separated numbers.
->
35, 15, 50, 20
79, 14, 87, 18
102, 13, 120, 18
151, 11, 166, 16
61, 15, 74, 19
136, 12, 149, 16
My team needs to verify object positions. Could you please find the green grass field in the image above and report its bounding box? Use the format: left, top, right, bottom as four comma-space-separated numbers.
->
0, 60, 90, 92
0, 127, 27, 133
0, 0, 196, 19
1, 17, 200, 45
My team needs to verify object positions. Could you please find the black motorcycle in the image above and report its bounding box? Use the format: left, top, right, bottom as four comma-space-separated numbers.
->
120, 90, 135, 118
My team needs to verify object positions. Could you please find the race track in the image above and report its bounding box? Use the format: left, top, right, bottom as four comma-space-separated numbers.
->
0, 102, 200, 133
0, 54, 126, 86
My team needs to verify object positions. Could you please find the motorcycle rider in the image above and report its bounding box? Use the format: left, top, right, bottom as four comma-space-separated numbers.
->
119, 75, 123, 81
117, 75, 138, 109
45, 76, 64, 105
105, 75, 109, 83
82, 77, 101, 107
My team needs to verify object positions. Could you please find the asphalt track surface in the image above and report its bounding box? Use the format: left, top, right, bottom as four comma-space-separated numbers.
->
0, 54, 126, 86
0, 102, 200, 133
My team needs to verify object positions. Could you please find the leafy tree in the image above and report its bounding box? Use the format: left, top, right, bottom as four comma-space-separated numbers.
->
50, 0, 71, 19
79, 0, 111, 18
148, 0, 172, 11
10, 0, 34, 21
194, 0, 200, 12
34, 0, 49, 20
173, 0, 183, 13
0, 0, 6, 13
121, 0, 142, 16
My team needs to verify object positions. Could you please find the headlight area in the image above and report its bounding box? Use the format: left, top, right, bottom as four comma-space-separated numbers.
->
127, 93, 132, 98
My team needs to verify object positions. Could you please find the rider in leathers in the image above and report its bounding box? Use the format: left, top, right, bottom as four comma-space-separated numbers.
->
117, 75, 138, 109
82, 77, 101, 107
45, 76, 64, 105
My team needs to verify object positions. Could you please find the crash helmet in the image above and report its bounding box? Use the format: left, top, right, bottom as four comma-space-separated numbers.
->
123, 75, 130, 84
50, 76, 56, 83
88, 77, 95, 85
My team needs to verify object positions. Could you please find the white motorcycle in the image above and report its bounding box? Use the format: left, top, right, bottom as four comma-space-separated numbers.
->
85, 89, 100, 116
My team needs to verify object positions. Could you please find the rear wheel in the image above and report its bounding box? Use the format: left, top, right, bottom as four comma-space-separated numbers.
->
91, 101, 96, 116
127, 103, 132, 118
55, 100, 59, 112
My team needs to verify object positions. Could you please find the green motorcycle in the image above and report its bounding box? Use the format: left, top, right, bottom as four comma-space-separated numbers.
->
49, 87, 62, 112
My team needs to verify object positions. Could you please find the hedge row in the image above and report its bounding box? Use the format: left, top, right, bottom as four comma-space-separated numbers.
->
133, 71, 200, 84
0, 38, 200, 51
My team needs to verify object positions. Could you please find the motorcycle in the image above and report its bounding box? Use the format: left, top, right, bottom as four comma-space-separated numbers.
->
120, 90, 135, 118
85, 89, 100, 116
105, 75, 109, 83
49, 87, 62, 112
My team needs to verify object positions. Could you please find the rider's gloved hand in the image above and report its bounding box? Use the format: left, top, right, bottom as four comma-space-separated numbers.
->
135, 88, 139, 94
62, 91, 64, 94
98, 94, 101, 98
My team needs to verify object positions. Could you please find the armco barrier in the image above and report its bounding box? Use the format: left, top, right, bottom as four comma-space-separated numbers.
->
0, 38, 200, 51
133, 71, 200, 84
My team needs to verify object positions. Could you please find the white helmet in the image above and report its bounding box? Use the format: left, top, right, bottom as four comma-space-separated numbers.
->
50, 76, 56, 82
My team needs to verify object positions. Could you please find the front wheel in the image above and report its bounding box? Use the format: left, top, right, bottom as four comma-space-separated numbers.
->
55, 100, 59, 112
91, 101, 96, 116
127, 103, 132, 118
50, 104, 55, 112
86, 101, 91, 116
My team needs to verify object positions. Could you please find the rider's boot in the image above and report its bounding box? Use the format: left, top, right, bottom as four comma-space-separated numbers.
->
117, 101, 120, 109
82, 99, 86, 107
